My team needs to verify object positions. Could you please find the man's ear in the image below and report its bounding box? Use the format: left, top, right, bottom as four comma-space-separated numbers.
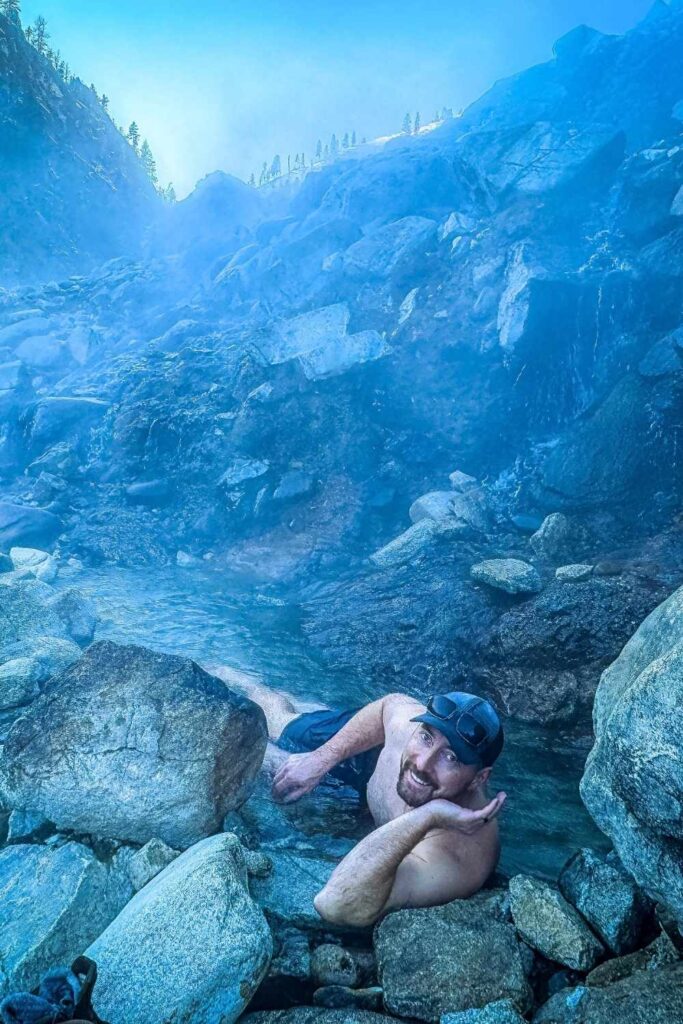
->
471, 766, 491, 789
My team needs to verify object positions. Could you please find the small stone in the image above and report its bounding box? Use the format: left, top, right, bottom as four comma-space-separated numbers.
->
509, 875, 605, 971
555, 564, 594, 582
370, 520, 437, 569
448, 470, 478, 492
244, 849, 274, 879
441, 998, 528, 1024
530, 514, 585, 563
273, 471, 314, 502
559, 848, 654, 954
586, 931, 679, 988
313, 986, 384, 1012
311, 944, 360, 988
127, 838, 180, 892
46, 587, 98, 645
470, 558, 542, 595
9, 547, 58, 583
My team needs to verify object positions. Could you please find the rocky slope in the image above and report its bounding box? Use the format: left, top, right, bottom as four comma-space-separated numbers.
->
0, 12, 161, 285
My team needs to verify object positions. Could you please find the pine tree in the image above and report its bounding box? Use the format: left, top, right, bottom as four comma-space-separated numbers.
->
342, 132, 349, 149
323, 143, 329, 159
402, 112, 412, 134
24, 24, 33, 42
249, 172, 256, 187
330, 133, 338, 155
414, 111, 421, 134
127, 122, 140, 153
270, 154, 281, 178
3, 0, 21, 26
351, 130, 357, 146
32, 15, 48, 54
315, 139, 322, 162
163, 183, 176, 203
140, 139, 158, 186
100, 94, 110, 113
259, 161, 268, 185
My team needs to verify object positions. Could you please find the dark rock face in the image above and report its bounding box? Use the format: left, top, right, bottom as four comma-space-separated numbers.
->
0, 13, 160, 285
558, 849, 654, 955
581, 585, 683, 925
533, 963, 683, 1024
374, 893, 533, 1020
470, 576, 670, 725
0, 502, 61, 549
0, 640, 268, 847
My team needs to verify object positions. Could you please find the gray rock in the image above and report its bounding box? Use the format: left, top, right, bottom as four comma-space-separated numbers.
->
580, 584, 683, 923
448, 470, 478, 492
558, 848, 654, 954
299, 329, 390, 381
313, 986, 384, 1012
46, 587, 98, 645
9, 547, 58, 583
127, 838, 180, 892
87, 833, 272, 1024
125, 479, 172, 506
6, 807, 52, 843
28, 396, 109, 449
530, 514, 585, 564
0, 636, 81, 720
442, 999, 528, 1024
250, 844, 339, 932
409, 491, 487, 535
585, 930, 679, 988
533, 964, 683, 1023
0, 641, 268, 848
342, 216, 438, 281
311, 944, 360, 988
370, 519, 437, 568
254, 925, 311, 1009
470, 558, 542, 595
0, 841, 132, 997
555, 564, 594, 582
0, 503, 61, 549
273, 470, 314, 502
374, 893, 532, 1021
508, 875, 605, 971
220, 457, 270, 488
243, 1011, 394, 1024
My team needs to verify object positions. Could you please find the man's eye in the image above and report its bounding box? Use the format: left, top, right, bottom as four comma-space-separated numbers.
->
420, 729, 432, 744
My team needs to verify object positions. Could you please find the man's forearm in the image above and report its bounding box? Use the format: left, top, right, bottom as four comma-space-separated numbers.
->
314, 697, 389, 772
314, 804, 433, 927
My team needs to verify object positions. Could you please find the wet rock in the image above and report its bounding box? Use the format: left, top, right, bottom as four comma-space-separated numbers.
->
370, 519, 437, 568
87, 833, 272, 1024
0, 553, 12, 573
125, 479, 172, 506
5, 808, 52, 843
442, 999, 528, 1024
585, 930, 679, 988
220, 457, 270, 488
581, 584, 683, 923
273, 471, 314, 502
0, 636, 81, 727
409, 491, 488, 535
558, 848, 654, 954
253, 926, 311, 1010
0, 841, 132, 997
555, 564, 594, 582
374, 893, 532, 1020
449, 470, 478, 492
530, 514, 586, 563
533, 963, 683, 1023
299, 329, 390, 381
127, 838, 180, 892
0, 641, 268, 848
508, 875, 605, 971
313, 986, 383, 1011
9, 547, 58, 583
45, 587, 98, 645
311, 944, 360, 988
342, 216, 438, 281
250, 843, 341, 933
471, 576, 670, 726
243, 1010, 394, 1024
0, 502, 61, 549
28, 396, 109, 450
470, 558, 542, 595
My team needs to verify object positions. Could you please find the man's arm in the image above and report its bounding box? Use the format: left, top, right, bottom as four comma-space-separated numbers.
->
272, 693, 416, 803
313, 793, 506, 928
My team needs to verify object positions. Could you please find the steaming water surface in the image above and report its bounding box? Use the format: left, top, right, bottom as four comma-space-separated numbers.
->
56, 562, 608, 879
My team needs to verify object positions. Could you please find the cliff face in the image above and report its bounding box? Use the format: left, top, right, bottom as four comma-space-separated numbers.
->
0, 13, 160, 285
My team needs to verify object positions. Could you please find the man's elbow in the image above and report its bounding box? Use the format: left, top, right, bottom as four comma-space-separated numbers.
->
313, 888, 380, 929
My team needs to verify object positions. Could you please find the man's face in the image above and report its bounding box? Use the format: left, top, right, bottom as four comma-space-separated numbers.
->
396, 723, 482, 807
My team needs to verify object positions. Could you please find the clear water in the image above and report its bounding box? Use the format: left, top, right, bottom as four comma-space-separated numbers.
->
55, 562, 609, 879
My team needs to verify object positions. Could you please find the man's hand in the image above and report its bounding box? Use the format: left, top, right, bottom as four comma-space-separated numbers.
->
426, 792, 507, 835
272, 751, 329, 803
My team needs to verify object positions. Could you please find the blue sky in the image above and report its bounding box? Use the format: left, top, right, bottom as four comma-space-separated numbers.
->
21, 0, 654, 197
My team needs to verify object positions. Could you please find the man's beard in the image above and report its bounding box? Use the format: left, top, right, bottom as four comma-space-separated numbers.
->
396, 759, 437, 807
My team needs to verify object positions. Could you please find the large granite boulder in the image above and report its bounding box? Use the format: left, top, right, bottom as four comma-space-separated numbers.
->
249, 843, 342, 933
244, 1011, 395, 1024
443, 1001, 528, 1024
533, 963, 683, 1023
0, 841, 132, 997
87, 833, 272, 1024
374, 893, 532, 1021
0, 641, 267, 848
580, 585, 683, 924
509, 876, 604, 971
558, 848, 654, 954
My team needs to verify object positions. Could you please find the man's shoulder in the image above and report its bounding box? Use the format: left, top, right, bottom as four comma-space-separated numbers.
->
383, 693, 425, 734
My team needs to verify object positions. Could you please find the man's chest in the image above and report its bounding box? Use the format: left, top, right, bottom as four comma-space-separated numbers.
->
365, 742, 406, 825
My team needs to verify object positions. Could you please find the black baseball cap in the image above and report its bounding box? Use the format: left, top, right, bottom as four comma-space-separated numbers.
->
411, 692, 504, 768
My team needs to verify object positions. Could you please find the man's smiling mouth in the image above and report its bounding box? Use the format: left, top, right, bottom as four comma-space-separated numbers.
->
409, 768, 432, 787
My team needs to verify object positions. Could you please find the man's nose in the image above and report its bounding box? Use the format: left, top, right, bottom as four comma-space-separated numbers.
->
413, 749, 436, 773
